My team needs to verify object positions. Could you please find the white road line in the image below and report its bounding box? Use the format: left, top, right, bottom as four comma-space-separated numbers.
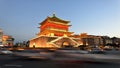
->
4, 64, 23, 67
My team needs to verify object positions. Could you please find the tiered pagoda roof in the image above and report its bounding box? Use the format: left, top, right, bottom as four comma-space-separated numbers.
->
40, 14, 70, 25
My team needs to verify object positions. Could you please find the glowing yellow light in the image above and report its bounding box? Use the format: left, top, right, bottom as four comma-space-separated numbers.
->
50, 33, 54, 36
63, 34, 67, 37
63, 42, 69, 46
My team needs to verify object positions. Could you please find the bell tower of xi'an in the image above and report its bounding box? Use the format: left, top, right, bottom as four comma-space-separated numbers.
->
29, 14, 82, 48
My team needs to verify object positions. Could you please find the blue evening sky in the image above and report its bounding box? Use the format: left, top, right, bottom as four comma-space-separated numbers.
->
0, 0, 120, 42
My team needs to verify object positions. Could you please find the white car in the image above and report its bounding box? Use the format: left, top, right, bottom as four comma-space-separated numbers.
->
0, 49, 13, 54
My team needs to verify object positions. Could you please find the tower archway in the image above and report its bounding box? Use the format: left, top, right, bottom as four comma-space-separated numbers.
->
62, 41, 71, 47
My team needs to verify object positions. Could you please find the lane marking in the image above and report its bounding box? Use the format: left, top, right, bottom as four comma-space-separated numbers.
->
4, 64, 22, 67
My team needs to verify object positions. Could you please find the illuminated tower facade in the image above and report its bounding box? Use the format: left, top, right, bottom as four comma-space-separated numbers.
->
29, 14, 81, 48
37, 14, 73, 37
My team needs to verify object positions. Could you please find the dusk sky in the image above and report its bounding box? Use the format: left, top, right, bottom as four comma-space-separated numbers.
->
0, 0, 120, 43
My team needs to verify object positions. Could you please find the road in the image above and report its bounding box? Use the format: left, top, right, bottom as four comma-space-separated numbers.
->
0, 55, 120, 68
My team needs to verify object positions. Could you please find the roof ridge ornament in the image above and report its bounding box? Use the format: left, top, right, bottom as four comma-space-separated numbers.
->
52, 12, 56, 17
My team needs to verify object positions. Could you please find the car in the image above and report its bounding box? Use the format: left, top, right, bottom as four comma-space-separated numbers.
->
103, 48, 120, 55
52, 48, 120, 63
0, 49, 13, 55
12, 49, 55, 60
52, 48, 91, 62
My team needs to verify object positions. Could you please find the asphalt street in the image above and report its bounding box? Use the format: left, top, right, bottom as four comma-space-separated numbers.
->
0, 55, 120, 68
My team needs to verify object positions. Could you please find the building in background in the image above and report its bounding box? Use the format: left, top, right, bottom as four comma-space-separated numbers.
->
2, 35, 14, 46
102, 36, 112, 46
78, 33, 103, 47
0, 28, 14, 47
0, 29, 3, 46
